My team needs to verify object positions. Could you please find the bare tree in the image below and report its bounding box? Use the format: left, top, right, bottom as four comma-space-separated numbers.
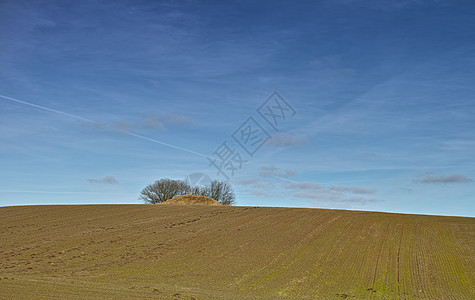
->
202, 180, 235, 205
139, 178, 190, 204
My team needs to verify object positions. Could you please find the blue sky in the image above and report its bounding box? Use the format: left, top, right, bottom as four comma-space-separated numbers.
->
1, 0, 474, 217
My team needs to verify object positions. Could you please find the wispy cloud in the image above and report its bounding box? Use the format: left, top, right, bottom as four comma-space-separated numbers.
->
307, 55, 355, 76
0, 94, 207, 158
292, 191, 378, 204
0, 190, 130, 195
87, 176, 119, 184
329, 185, 376, 195
144, 113, 196, 130
85, 121, 134, 132
267, 133, 307, 147
285, 182, 325, 190
86, 114, 196, 132
236, 179, 379, 205
259, 165, 297, 177
413, 173, 472, 184
232, 178, 275, 189
285, 181, 379, 204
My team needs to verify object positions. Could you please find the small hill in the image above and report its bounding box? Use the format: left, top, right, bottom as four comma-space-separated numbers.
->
159, 194, 222, 205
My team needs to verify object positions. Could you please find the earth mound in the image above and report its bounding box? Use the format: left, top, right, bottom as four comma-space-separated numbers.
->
160, 194, 222, 206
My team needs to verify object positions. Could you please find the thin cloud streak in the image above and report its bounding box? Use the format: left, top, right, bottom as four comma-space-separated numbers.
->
284, 181, 379, 204
0, 94, 208, 158
0, 190, 135, 195
87, 176, 119, 184
413, 173, 473, 184
329, 185, 376, 195
267, 133, 307, 147
236, 177, 380, 205
259, 165, 297, 177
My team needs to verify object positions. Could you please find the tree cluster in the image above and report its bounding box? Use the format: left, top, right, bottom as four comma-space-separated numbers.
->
140, 178, 235, 205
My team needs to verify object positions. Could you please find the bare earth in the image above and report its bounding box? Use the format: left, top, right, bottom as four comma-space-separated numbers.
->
0, 205, 473, 299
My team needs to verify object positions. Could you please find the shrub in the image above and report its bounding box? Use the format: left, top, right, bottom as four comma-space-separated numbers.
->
140, 178, 235, 205
139, 178, 189, 204
200, 180, 235, 205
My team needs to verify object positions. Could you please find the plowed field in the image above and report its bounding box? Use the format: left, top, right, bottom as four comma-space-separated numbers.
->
1, 205, 473, 299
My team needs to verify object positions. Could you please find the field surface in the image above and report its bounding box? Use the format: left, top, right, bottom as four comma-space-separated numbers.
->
0, 205, 474, 299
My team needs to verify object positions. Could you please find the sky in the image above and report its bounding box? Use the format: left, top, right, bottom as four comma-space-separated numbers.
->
1, 0, 474, 217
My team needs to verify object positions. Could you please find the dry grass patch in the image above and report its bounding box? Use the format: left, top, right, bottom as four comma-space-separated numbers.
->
159, 194, 223, 205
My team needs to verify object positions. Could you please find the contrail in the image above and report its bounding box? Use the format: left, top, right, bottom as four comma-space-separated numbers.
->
0, 190, 136, 195
0, 94, 95, 123
272, 176, 367, 185
0, 94, 208, 158
271, 175, 299, 183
